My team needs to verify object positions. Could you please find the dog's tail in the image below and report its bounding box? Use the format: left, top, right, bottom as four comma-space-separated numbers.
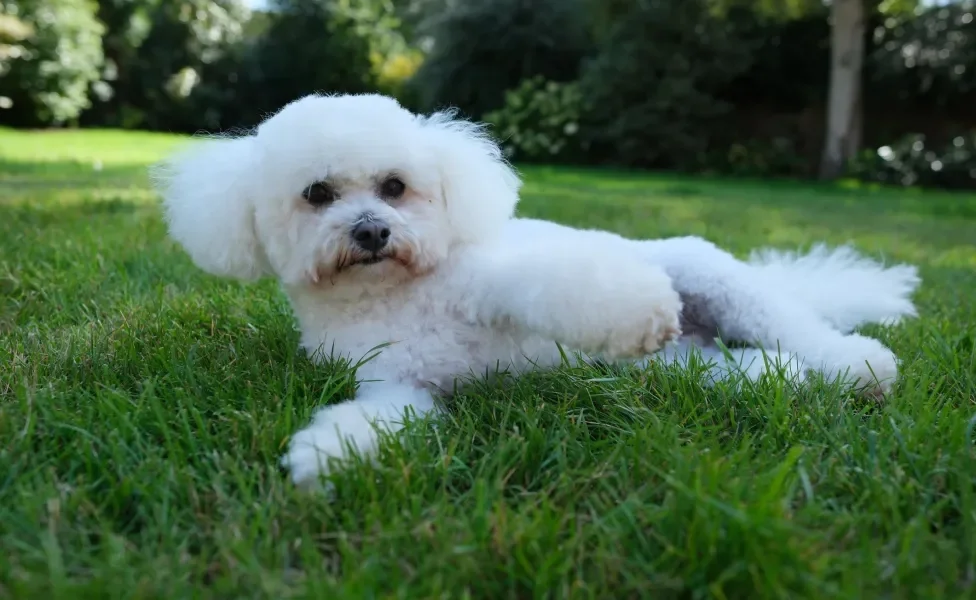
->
747, 244, 921, 332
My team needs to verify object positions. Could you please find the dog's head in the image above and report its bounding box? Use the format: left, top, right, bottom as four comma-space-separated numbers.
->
152, 93, 521, 287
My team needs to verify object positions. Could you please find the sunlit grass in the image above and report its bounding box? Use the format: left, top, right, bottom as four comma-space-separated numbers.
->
1, 127, 975, 598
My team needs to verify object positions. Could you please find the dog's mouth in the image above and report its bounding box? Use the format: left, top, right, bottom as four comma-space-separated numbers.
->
356, 254, 388, 266
338, 252, 392, 272
313, 250, 412, 285
326, 246, 416, 280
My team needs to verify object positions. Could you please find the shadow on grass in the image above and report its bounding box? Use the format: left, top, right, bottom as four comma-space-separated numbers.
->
522, 164, 976, 221
0, 158, 155, 199
518, 182, 976, 257
0, 197, 149, 229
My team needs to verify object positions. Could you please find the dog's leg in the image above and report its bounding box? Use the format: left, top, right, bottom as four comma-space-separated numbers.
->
464, 238, 682, 359
637, 236, 899, 394
648, 337, 808, 388
282, 382, 439, 487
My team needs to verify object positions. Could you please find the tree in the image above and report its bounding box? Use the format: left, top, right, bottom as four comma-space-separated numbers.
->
83, 0, 157, 127
0, 11, 32, 81
182, 0, 377, 131
78, 0, 250, 130
0, 0, 104, 126
128, 0, 250, 130
241, 0, 376, 122
819, 0, 866, 179
818, 0, 928, 180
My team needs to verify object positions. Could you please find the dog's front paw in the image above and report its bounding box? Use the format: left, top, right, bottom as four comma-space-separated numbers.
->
603, 302, 682, 359
598, 264, 682, 359
280, 404, 379, 487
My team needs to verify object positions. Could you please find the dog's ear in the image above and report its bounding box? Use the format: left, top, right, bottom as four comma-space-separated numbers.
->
151, 135, 268, 280
420, 111, 522, 242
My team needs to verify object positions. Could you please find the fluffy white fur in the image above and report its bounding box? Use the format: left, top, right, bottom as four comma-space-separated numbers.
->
151, 93, 921, 488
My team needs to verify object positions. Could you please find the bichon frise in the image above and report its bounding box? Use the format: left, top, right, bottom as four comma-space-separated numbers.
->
152, 93, 920, 487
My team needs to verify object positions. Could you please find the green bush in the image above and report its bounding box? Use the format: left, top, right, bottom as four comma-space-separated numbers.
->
577, 0, 755, 170
483, 76, 585, 164
868, 0, 976, 112
848, 133, 976, 190
0, 0, 104, 126
181, 0, 376, 131
407, 0, 590, 119
708, 137, 807, 178
80, 0, 250, 132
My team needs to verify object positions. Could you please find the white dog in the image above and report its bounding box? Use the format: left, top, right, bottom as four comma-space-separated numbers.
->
151, 93, 920, 487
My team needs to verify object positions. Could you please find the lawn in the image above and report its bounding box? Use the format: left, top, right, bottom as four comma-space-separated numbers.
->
1, 125, 975, 598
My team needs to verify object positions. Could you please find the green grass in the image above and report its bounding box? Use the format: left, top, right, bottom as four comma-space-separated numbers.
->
1, 125, 975, 599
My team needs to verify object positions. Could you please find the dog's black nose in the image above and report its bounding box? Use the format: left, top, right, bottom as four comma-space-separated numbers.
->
351, 219, 391, 252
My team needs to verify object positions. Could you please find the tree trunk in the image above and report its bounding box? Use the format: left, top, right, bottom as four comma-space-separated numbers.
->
819, 0, 866, 180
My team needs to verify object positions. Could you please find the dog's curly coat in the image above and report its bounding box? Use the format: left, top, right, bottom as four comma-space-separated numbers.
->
152, 93, 920, 487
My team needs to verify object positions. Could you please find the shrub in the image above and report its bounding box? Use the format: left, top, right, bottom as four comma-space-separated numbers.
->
868, 0, 976, 113
848, 133, 976, 190
186, 0, 376, 131
333, 0, 423, 108
371, 48, 423, 105
407, 0, 590, 119
0, 0, 104, 126
483, 76, 585, 164
0, 12, 32, 76
708, 137, 807, 178
80, 0, 251, 132
577, 0, 755, 170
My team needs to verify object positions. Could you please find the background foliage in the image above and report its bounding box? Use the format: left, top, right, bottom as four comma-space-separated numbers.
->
1, 0, 975, 188
406, 0, 590, 119
576, 0, 756, 170
0, 0, 104, 125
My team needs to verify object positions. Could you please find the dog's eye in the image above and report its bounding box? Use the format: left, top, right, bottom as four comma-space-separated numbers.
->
303, 182, 337, 207
379, 177, 406, 200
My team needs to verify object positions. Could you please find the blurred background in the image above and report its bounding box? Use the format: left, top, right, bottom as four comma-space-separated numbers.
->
1, 0, 974, 190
